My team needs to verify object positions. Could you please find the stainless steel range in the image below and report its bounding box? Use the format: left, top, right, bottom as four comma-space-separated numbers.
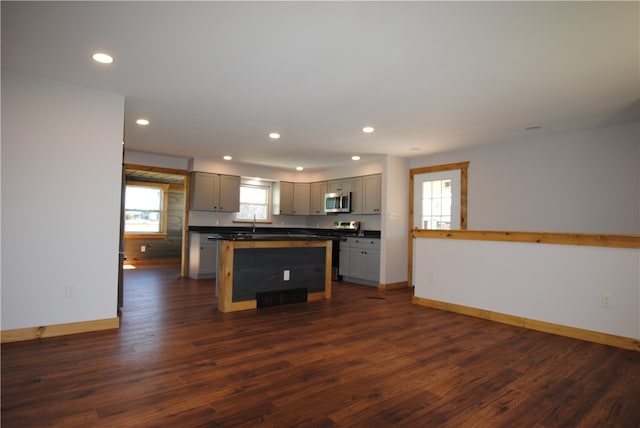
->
333, 220, 360, 232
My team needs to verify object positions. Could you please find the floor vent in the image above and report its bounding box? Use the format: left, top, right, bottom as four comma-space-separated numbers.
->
256, 288, 308, 308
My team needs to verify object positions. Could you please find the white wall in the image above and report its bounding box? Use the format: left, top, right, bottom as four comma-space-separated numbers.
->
1, 71, 124, 330
125, 150, 190, 170
414, 238, 639, 339
380, 155, 409, 285
409, 122, 640, 234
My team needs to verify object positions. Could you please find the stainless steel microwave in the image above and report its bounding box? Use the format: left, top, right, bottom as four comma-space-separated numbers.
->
324, 192, 351, 213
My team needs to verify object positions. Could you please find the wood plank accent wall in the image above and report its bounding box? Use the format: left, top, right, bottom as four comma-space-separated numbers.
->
124, 184, 185, 263
412, 229, 640, 249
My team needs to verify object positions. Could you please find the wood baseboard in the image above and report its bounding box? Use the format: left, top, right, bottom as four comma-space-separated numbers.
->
412, 296, 639, 351
378, 281, 409, 290
1, 317, 120, 343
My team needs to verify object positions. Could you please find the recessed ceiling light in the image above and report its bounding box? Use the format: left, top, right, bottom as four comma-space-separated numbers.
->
296, 166, 304, 171
362, 126, 374, 134
136, 118, 150, 126
92, 52, 114, 64
352, 155, 361, 161
223, 155, 232, 161
269, 132, 281, 140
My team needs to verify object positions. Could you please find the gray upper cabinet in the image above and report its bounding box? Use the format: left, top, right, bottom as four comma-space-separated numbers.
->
362, 174, 381, 214
273, 181, 294, 215
190, 172, 240, 212
274, 181, 310, 215
327, 178, 352, 194
351, 174, 381, 214
293, 183, 310, 215
310, 181, 327, 215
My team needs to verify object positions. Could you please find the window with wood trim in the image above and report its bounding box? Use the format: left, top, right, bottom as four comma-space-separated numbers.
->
411, 162, 469, 230
235, 182, 271, 222
124, 182, 169, 237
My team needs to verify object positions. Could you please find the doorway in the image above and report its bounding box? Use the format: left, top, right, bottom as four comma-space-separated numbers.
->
118, 164, 190, 308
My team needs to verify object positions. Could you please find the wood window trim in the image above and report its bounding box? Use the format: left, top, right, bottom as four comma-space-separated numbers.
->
408, 161, 469, 286
124, 181, 170, 239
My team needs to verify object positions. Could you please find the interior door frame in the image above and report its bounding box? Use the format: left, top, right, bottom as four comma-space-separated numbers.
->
123, 163, 190, 277
408, 161, 469, 287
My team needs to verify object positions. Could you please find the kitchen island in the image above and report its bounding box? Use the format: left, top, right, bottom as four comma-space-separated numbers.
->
209, 233, 334, 313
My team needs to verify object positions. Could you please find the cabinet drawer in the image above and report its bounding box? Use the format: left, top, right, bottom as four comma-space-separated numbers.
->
347, 238, 380, 250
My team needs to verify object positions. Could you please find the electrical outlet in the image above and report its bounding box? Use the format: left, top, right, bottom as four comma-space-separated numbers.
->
283, 270, 290, 281
65, 285, 75, 297
428, 272, 435, 283
141, 245, 146, 253
601, 293, 612, 308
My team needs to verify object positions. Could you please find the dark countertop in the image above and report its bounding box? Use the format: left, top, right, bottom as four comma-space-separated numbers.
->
207, 232, 339, 242
189, 226, 381, 240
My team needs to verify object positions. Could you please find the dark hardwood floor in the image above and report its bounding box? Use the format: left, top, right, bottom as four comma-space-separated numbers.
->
2, 265, 639, 427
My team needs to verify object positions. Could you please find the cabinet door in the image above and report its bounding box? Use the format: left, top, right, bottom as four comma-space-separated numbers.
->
349, 247, 368, 279
350, 176, 363, 214
218, 174, 240, 212
339, 241, 351, 276
275, 181, 294, 215
188, 232, 217, 279
190, 172, 219, 211
363, 174, 381, 214
293, 183, 310, 215
365, 249, 380, 282
327, 180, 341, 193
310, 181, 327, 215
328, 178, 352, 194
199, 243, 217, 276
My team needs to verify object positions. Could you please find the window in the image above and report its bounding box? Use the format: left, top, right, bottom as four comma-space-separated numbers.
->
236, 183, 271, 222
411, 161, 468, 231
125, 182, 169, 235
422, 178, 453, 230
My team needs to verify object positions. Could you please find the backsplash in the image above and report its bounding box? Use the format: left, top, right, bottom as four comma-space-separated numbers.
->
188, 211, 381, 231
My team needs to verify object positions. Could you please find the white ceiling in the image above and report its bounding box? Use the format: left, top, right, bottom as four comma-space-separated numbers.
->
2, 1, 638, 171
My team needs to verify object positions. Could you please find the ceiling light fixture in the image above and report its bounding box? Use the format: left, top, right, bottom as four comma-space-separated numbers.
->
136, 118, 150, 126
92, 52, 114, 64
296, 166, 304, 171
223, 155, 232, 161
269, 132, 281, 140
352, 155, 361, 161
362, 126, 374, 134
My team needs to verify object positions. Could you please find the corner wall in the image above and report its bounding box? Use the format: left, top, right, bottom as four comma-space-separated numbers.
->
1, 71, 124, 330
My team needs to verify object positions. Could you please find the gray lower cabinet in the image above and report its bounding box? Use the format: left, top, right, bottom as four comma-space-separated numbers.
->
339, 237, 380, 286
188, 232, 217, 279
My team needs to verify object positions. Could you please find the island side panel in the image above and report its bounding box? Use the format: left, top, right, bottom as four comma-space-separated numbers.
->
232, 247, 326, 301
217, 240, 332, 312
323, 242, 332, 299
218, 240, 258, 313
